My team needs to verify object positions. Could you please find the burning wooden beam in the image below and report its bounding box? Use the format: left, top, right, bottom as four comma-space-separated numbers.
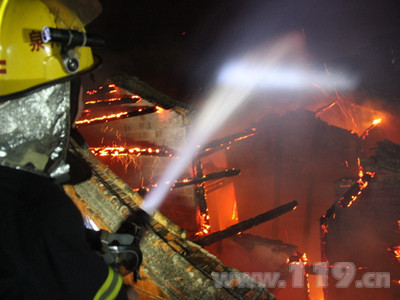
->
75, 107, 157, 126
315, 101, 337, 116
84, 95, 141, 106
89, 146, 174, 158
197, 128, 257, 157
173, 168, 240, 188
111, 74, 191, 110
193, 200, 298, 247
360, 118, 382, 140
194, 158, 208, 214
320, 159, 375, 263
135, 168, 240, 194
65, 139, 275, 300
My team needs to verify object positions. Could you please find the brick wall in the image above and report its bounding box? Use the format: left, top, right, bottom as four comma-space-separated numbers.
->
78, 87, 199, 233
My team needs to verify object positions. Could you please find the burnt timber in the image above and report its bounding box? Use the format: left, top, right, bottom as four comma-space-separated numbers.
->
64, 139, 275, 300
193, 201, 298, 247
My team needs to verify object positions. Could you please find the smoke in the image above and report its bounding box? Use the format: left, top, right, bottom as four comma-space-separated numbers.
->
141, 33, 348, 214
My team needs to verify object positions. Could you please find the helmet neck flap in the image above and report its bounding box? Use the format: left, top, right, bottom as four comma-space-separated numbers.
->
0, 83, 71, 180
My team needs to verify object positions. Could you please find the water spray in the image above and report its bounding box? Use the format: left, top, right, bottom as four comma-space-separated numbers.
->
140, 33, 357, 214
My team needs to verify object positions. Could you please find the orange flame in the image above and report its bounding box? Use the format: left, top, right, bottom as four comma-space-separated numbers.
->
361, 118, 383, 140
90, 146, 171, 157
75, 111, 129, 125
231, 200, 239, 221
372, 118, 382, 125
345, 158, 375, 207
155, 106, 165, 113
195, 211, 211, 237
84, 95, 141, 105
388, 245, 400, 263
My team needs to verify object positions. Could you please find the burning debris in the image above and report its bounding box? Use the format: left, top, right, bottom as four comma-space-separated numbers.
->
133, 168, 240, 196
75, 107, 157, 126
174, 168, 240, 188
65, 139, 276, 299
194, 200, 298, 247
75, 74, 400, 300
85, 95, 141, 106
197, 128, 257, 157
360, 118, 383, 140
89, 146, 174, 157
320, 140, 400, 300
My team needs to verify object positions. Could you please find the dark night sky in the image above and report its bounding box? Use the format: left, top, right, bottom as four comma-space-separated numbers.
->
86, 0, 400, 102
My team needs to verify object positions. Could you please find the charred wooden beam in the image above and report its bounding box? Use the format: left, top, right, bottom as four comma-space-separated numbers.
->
320, 170, 375, 262
193, 200, 298, 247
89, 146, 174, 158
84, 96, 141, 106
197, 128, 256, 157
315, 101, 337, 116
111, 73, 191, 110
194, 158, 208, 214
75, 107, 156, 126
135, 168, 241, 195
65, 139, 275, 300
173, 168, 240, 188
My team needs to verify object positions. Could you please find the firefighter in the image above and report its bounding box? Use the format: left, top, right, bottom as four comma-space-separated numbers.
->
0, 0, 140, 299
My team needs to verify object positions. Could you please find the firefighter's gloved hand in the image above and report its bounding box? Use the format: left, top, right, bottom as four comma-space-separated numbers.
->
100, 231, 142, 279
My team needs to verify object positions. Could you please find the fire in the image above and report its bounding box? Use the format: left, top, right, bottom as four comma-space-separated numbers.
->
84, 95, 141, 105
195, 211, 211, 237
200, 128, 257, 155
342, 158, 375, 208
75, 107, 157, 126
372, 118, 382, 125
75, 111, 129, 125
288, 252, 311, 295
85, 83, 118, 96
321, 158, 375, 264
155, 106, 165, 113
361, 118, 383, 140
388, 245, 400, 263
90, 146, 172, 157
231, 200, 239, 221
315, 101, 337, 116
232, 131, 256, 142
86, 89, 98, 95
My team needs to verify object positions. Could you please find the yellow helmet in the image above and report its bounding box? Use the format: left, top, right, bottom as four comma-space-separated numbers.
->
0, 0, 103, 100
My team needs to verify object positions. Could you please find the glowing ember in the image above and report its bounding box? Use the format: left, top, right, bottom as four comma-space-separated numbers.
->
195, 211, 211, 237
339, 158, 375, 208
231, 200, 239, 221
315, 101, 337, 116
373, 118, 382, 125
321, 159, 375, 263
288, 252, 311, 295
85, 84, 118, 96
361, 118, 383, 140
75, 111, 129, 125
86, 90, 98, 95
388, 245, 400, 263
90, 146, 172, 157
198, 128, 257, 156
75, 107, 157, 126
155, 106, 165, 113
84, 95, 141, 105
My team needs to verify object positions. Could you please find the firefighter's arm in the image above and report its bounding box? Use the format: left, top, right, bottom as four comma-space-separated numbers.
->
93, 267, 124, 300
